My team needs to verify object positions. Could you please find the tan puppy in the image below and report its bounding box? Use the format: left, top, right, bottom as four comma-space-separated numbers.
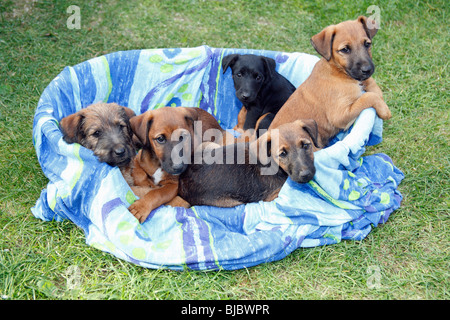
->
269, 16, 391, 147
122, 107, 232, 223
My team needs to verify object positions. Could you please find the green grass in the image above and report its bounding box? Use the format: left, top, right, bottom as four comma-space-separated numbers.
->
0, 0, 448, 300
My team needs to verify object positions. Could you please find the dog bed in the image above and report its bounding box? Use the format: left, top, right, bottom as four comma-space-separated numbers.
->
32, 46, 404, 271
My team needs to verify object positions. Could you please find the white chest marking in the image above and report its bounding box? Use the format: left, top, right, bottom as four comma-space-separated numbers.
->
152, 168, 164, 185
359, 81, 365, 94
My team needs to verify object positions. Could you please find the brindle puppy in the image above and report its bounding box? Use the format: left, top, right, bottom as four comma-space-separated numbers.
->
59, 102, 137, 167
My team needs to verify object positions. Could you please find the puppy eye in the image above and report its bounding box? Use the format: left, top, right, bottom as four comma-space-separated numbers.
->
279, 149, 288, 158
155, 135, 166, 144
92, 130, 101, 138
364, 41, 372, 48
302, 143, 311, 150
235, 73, 242, 78
256, 75, 263, 81
339, 46, 350, 54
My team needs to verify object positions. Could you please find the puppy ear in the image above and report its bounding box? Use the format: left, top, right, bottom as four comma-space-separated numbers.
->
181, 106, 199, 121
179, 107, 198, 132
222, 54, 239, 73
255, 112, 275, 134
60, 111, 84, 143
296, 119, 320, 148
181, 107, 206, 149
262, 57, 276, 81
358, 15, 378, 39
120, 107, 141, 149
108, 102, 136, 120
184, 115, 196, 132
122, 106, 136, 119
310, 25, 336, 61
130, 112, 153, 148
250, 130, 273, 165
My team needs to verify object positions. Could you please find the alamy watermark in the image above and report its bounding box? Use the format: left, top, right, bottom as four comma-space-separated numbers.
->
65, 265, 82, 291
65, 4, 381, 31
37, 265, 82, 298
366, 5, 381, 30
366, 265, 382, 289
66, 5, 81, 29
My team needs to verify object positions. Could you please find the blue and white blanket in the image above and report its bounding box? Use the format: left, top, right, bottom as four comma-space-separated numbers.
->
32, 46, 404, 270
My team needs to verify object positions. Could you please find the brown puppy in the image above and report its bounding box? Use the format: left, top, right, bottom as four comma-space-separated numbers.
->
269, 16, 391, 148
178, 119, 319, 207
59, 102, 136, 167
123, 107, 232, 222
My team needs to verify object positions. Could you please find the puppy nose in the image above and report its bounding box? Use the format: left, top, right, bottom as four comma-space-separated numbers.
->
361, 64, 373, 75
114, 147, 125, 155
171, 163, 185, 174
299, 169, 314, 181
240, 93, 250, 101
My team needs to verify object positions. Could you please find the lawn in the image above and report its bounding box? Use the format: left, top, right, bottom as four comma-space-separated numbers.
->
0, 0, 448, 300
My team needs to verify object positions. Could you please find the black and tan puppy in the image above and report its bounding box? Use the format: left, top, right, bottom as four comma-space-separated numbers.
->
270, 16, 391, 147
59, 102, 137, 167
178, 119, 319, 207
222, 54, 296, 132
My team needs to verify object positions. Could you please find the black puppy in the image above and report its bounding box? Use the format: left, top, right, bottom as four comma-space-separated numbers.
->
222, 54, 296, 131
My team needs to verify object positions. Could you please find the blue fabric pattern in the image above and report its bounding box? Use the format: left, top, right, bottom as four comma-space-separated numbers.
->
32, 46, 404, 270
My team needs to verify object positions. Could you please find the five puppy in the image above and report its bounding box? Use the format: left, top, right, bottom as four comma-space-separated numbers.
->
59, 16, 392, 220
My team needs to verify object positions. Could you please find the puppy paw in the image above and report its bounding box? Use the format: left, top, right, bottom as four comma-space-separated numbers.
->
376, 101, 392, 120
128, 200, 151, 223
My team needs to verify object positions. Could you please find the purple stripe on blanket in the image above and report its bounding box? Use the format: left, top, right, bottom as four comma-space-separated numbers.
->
140, 49, 213, 113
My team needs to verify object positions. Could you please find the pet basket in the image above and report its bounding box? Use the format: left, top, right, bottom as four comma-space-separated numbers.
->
32, 46, 404, 270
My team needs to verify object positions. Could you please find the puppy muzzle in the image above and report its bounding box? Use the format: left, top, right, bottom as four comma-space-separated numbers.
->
348, 60, 375, 81
163, 162, 188, 175
237, 90, 257, 103
291, 167, 316, 184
